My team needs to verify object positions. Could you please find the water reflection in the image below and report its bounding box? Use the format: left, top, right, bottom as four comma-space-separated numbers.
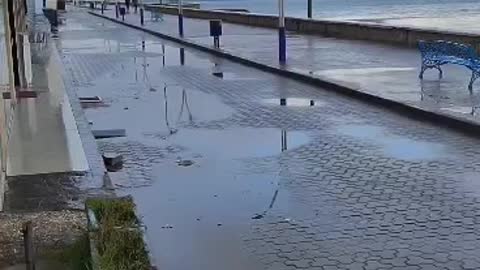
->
180, 48, 185, 66
163, 84, 193, 136
281, 129, 287, 152
337, 124, 448, 161
420, 80, 480, 116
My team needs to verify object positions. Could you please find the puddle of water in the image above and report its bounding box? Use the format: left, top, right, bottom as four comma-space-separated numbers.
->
124, 127, 309, 270
262, 98, 319, 107
85, 83, 234, 140
129, 161, 280, 270
140, 42, 216, 69
127, 129, 307, 270
441, 106, 476, 115
171, 128, 310, 159
337, 124, 447, 160
60, 38, 120, 54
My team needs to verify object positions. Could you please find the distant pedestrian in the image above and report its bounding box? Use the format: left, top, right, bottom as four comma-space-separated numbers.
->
125, 0, 130, 12
133, 0, 138, 13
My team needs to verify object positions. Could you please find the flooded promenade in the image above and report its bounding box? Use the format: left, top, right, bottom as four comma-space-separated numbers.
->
59, 8, 480, 270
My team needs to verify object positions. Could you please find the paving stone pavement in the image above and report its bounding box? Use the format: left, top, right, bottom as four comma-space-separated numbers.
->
60, 9, 480, 270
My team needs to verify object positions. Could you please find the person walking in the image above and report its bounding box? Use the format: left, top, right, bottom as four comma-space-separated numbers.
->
125, 0, 131, 12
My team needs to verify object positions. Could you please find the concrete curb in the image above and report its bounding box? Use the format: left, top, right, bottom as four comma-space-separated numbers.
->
89, 11, 480, 136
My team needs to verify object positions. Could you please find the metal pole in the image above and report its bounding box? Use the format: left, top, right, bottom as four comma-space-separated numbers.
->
307, 0, 312, 18
278, 0, 286, 63
178, 0, 184, 36
116, 0, 119, 18
140, 0, 144, 25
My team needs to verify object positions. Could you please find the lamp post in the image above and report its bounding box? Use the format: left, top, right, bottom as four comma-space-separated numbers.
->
178, 0, 184, 36
307, 0, 312, 18
278, 0, 286, 63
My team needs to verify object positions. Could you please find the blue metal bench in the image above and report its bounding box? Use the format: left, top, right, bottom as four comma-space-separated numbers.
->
419, 40, 480, 90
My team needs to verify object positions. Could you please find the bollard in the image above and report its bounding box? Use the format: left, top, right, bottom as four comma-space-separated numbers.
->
115, 3, 119, 18
178, 15, 184, 36
23, 222, 35, 270
140, 8, 144, 25
101, 3, 104, 14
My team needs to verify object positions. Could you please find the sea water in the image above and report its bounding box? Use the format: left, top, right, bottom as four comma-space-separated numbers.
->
149, 0, 480, 21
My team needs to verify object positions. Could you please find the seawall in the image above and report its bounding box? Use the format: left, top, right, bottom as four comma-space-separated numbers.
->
145, 5, 480, 51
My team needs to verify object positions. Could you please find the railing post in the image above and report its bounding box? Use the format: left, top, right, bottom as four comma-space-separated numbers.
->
278, 0, 286, 63
178, 0, 184, 36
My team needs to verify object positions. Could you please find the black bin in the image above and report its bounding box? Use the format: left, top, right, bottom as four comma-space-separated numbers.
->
119, 7, 126, 16
210, 20, 222, 37
57, 0, 66, 10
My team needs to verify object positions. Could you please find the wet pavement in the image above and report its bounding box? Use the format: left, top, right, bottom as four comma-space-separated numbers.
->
63, 8, 480, 270
95, 8, 480, 127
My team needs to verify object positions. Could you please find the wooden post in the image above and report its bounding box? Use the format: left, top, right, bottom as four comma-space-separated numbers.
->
22, 221, 35, 270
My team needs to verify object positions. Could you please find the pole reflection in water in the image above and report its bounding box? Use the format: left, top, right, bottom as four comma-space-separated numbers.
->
281, 130, 287, 152
162, 44, 166, 67
180, 48, 185, 66
134, 57, 138, 82
163, 84, 194, 136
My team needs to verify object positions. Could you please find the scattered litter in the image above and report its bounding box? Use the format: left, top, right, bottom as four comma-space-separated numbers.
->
213, 195, 218, 198
79, 96, 102, 104
88, 121, 93, 125
124, 107, 129, 110
149, 87, 157, 92
252, 214, 264, 220
92, 129, 127, 139
217, 223, 222, 227
196, 218, 201, 221
161, 224, 173, 229
177, 159, 194, 167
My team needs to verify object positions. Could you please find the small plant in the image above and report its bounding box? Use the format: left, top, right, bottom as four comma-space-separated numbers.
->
87, 198, 151, 270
